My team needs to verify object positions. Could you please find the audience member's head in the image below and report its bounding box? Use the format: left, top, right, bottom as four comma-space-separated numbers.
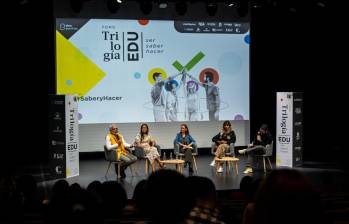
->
100, 181, 127, 217
240, 175, 253, 191
67, 187, 101, 223
48, 179, 70, 215
50, 179, 69, 202
252, 169, 324, 224
87, 180, 102, 203
87, 180, 102, 192
51, 179, 69, 195
240, 176, 263, 202
70, 183, 81, 191
145, 170, 194, 223
187, 176, 217, 208
48, 180, 101, 223
240, 175, 253, 199
132, 179, 148, 212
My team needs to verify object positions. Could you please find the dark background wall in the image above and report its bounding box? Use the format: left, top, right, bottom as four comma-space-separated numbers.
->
249, 1, 346, 165
6, 0, 347, 172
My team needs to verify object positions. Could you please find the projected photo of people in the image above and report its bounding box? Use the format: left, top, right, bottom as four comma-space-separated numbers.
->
185, 68, 221, 121
185, 80, 201, 121
165, 79, 179, 121
150, 72, 166, 122
147, 67, 226, 122
150, 70, 181, 122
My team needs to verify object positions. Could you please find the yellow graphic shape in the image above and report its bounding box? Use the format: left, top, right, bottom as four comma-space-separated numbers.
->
148, 68, 167, 85
66, 168, 71, 177
56, 31, 106, 96
276, 156, 281, 166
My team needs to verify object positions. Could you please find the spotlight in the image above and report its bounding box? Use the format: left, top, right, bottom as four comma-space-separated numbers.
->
70, 0, 83, 14
158, 0, 168, 9
251, 0, 262, 9
175, 0, 187, 16
316, 1, 326, 8
107, 0, 121, 14
206, 1, 218, 17
19, 0, 29, 5
140, 0, 152, 15
228, 0, 236, 7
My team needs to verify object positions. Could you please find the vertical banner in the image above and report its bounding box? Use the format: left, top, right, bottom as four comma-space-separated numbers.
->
49, 95, 66, 179
293, 92, 303, 166
49, 94, 79, 180
65, 94, 79, 178
276, 92, 293, 167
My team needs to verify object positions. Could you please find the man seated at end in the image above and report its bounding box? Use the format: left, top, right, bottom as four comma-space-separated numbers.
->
105, 124, 137, 178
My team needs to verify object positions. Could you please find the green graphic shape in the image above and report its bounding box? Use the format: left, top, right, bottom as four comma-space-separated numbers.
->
172, 61, 184, 71
172, 51, 205, 72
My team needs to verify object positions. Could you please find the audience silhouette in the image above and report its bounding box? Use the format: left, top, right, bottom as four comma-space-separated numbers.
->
1, 168, 346, 224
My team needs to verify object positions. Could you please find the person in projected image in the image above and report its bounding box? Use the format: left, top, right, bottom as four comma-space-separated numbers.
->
184, 69, 220, 121
105, 124, 137, 178
151, 71, 181, 122
165, 79, 180, 122
181, 70, 202, 121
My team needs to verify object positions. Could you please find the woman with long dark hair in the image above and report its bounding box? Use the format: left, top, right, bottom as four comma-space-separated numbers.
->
238, 124, 273, 174
210, 120, 236, 173
174, 124, 197, 174
134, 123, 164, 172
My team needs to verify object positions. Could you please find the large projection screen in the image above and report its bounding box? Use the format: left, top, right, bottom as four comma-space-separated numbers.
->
55, 19, 250, 151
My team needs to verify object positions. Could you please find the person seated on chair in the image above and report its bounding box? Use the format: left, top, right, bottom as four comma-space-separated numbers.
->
210, 120, 236, 173
174, 124, 197, 174
239, 124, 273, 174
134, 123, 164, 172
105, 124, 137, 178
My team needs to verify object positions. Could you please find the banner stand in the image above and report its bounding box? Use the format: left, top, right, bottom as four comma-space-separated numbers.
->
276, 92, 303, 168
49, 94, 79, 179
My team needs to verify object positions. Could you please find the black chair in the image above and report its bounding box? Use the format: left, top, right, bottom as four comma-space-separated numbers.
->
174, 142, 198, 173
255, 141, 273, 173
104, 145, 123, 178
134, 146, 151, 175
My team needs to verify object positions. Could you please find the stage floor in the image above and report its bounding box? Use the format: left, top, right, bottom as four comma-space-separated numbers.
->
39, 155, 347, 199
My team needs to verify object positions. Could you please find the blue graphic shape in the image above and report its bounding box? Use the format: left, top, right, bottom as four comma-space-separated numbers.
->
66, 80, 72, 86
165, 79, 179, 91
244, 34, 250, 44
134, 72, 141, 79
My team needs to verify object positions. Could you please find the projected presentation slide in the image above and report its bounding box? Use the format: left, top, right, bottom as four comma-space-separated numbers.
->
56, 19, 250, 124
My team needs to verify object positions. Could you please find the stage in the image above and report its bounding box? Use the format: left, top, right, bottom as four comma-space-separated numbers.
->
38, 155, 348, 199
